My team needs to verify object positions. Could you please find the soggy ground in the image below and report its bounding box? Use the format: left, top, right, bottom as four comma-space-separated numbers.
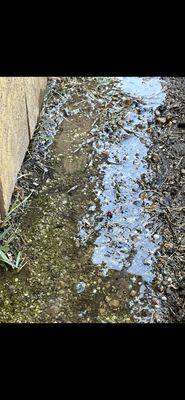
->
0, 76, 185, 323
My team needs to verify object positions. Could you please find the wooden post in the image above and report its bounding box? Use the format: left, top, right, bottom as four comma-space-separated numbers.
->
0, 77, 47, 219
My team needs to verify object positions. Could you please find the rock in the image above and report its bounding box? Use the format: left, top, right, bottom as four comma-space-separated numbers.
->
109, 299, 120, 308
156, 117, 167, 124
130, 290, 137, 297
163, 242, 173, 250
156, 285, 164, 293
122, 98, 133, 107
155, 110, 161, 117
48, 305, 60, 317
101, 150, 109, 159
152, 298, 160, 306
181, 169, 185, 175
76, 281, 86, 294
153, 234, 160, 240
99, 308, 106, 315
151, 152, 160, 162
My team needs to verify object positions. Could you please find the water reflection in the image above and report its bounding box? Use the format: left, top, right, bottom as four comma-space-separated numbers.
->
82, 78, 165, 282
117, 77, 165, 107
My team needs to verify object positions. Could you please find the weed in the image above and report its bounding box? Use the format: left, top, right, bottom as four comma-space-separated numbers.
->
0, 190, 33, 270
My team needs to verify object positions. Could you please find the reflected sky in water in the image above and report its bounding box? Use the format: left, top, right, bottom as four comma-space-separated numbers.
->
79, 78, 165, 283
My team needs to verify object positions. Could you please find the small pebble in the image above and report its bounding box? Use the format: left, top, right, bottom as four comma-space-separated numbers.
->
152, 298, 160, 306
48, 305, 60, 317
109, 299, 120, 308
99, 308, 106, 314
153, 234, 160, 240
130, 290, 137, 297
76, 281, 86, 294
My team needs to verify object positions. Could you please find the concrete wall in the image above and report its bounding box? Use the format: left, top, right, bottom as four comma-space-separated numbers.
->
0, 77, 47, 219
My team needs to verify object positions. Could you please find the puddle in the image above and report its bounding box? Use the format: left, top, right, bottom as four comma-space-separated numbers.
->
79, 77, 165, 284
117, 77, 165, 108
0, 77, 167, 323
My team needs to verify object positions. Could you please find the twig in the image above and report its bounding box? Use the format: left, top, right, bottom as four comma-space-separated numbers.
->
177, 156, 183, 167
107, 160, 124, 165
67, 185, 79, 194
73, 144, 84, 154
17, 173, 30, 180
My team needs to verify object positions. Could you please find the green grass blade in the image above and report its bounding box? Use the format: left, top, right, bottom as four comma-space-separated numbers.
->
0, 248, 15, 268
15, 252, 22, 269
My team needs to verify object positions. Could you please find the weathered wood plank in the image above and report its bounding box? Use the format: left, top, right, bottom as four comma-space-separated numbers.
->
0, 77, 47, 219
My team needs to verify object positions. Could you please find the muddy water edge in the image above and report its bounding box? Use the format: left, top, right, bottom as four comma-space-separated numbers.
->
0, 77, 184, 323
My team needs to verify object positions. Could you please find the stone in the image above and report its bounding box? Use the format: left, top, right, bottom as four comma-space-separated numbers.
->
155, 110, 161, 117
109, 299, 120, 308
76, 281, 86, 294
130, 290, 137, 297
99, 308, 106, 315
48, 305, 60, 317
156, 117, 167, 124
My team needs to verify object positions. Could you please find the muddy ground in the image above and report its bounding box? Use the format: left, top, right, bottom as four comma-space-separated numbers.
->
0, 77, 184, 323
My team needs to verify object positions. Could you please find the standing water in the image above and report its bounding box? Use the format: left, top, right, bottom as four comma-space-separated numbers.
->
91, 78, 165, 281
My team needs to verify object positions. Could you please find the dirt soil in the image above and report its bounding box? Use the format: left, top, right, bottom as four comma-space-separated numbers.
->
0, 77, 184, 323
146, 77, 185, 322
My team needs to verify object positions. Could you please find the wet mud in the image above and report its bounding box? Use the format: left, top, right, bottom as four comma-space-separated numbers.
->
0, 77, 184, 323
